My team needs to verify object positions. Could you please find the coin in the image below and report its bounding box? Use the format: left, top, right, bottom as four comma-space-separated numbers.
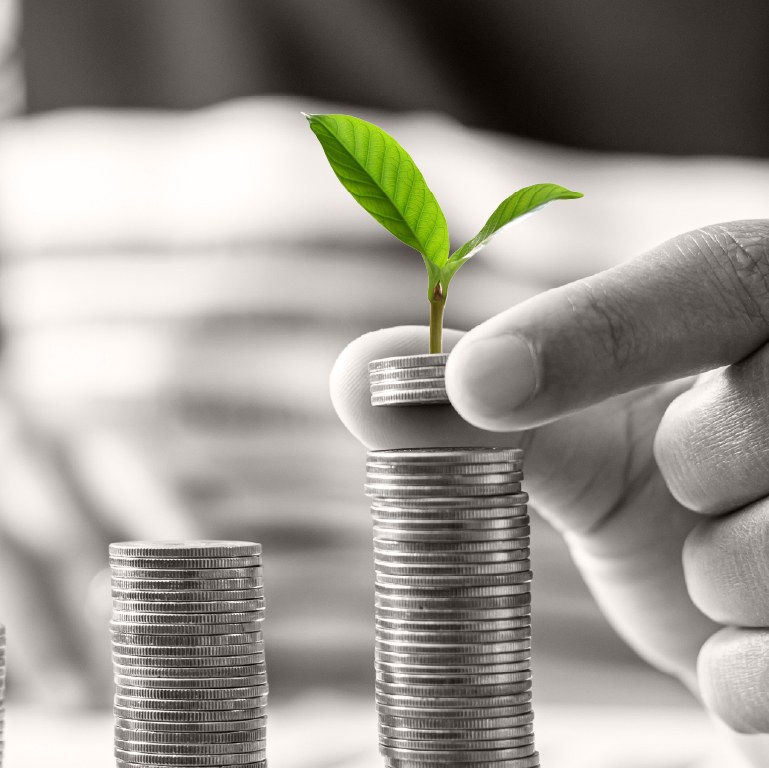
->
112, 589, 261, 602
114, 737, 263, 754
115, 663, 265, 678
113, 653, 265, 668
373, 538, 530, 553
109, 556, 261, 569
368, 447, 523, 462
114, 695, 268, 711
111, 567, 261, 580
109, 542, 262, 558
112, 579, 263, 592
110, 621, 263, 635
114, 717, 267, 733
366, 461, 523, 475
113, 600, 264, 614
378, 711, 534, 729
115, 675, 266, 690
113, 748, 266, 765
113, 706, 265, 722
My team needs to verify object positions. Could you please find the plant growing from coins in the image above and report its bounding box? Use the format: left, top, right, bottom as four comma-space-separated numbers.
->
306, 113, 583, 353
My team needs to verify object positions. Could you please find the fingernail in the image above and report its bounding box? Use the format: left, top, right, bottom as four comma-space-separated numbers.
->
447, 334, 537, 424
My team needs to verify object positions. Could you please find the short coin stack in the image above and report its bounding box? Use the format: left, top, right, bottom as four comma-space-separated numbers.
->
366, 448, 538, 768
109, 541, 267, 768
368, 354, 449, 406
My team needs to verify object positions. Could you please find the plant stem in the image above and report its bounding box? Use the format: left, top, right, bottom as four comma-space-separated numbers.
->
429, 292, 446, 354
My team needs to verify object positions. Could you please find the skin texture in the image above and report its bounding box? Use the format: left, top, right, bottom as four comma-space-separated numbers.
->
331, 220, 769, 737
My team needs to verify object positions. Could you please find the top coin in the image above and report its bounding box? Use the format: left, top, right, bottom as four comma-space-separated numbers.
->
369, 354, 449, 372
109, 542, 262, 558
368, 448, 524, 463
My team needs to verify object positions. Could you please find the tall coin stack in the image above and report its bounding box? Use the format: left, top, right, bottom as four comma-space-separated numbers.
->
0, 623, 5, 767
368, 355, 538, 768
109, 541, 268, 768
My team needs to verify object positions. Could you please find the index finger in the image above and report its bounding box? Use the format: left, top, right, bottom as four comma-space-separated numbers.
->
445, 220, 769, 431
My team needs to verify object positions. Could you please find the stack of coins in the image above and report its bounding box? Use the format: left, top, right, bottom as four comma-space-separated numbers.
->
109, 541, 267, 768
0, 623, 5, 766
366, 448, 538, 768
368, 354, 448, 406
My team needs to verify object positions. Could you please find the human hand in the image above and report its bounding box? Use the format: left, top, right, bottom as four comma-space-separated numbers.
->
330, 220, 769, 743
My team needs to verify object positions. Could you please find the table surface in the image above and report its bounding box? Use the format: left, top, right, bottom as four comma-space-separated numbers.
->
4, 694, 735, 768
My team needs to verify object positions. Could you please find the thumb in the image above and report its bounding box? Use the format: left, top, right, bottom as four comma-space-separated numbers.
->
446, 220, 769, 431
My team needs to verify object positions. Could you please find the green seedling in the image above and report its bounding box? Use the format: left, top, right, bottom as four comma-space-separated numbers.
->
305, 113, 582, 354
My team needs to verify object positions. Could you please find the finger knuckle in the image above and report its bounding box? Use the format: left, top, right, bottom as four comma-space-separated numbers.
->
566, 277, 641, 373
695, 220, 769, 326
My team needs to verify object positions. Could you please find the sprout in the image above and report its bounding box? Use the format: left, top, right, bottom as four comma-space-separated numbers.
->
306, 113, 582, 353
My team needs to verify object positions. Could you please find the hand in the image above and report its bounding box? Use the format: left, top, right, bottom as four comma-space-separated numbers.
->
330, 220, 769, 741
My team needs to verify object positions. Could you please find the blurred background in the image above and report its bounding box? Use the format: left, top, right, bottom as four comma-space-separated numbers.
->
0, 1, 768, 766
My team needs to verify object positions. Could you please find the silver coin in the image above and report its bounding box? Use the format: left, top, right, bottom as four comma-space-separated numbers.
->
376, 616, 530, 632
379, 743, 536, 762
378, 711, 534, 729
113, 706, 265, 723
372, 516, 529, 531
112, 645, 262, 659
371, 492, 528, 509
109, 542, 261, 558
383, 756, 538, 768
115, 684, 267, 700
115, 675, 266, 690
376, 679, 532, 697
375, 591, 531, 608
366, 471, 523, 485
369, 378, 449, 394
376, 627, 531, 644
376, 700, 533, 717
367, 484, 523, 499
375, 571, 531, 587
378, 724, 533, 739
114, 663, 265, 678
114, 717, 266, 733
373, 538, 530, 553
114, 695, 268, 711
112, 609, 263, 623
370, 389, 449, 406
379, 734, 534, 751
369, 365, 448, 382
366, 461, 522, 476
374, 515, 531, 536
111, 630, 260, 645
115, 761, 267, 768
374, 549, 530, 565
109, 556, 261, 569
376, 605, 531, 622
114, 738, 263, 755
375, 656, 530, 672
112, 579, 263, 592
368, 354, 450, 372
376, 688, 531, 706
112, 589, 262, 602
111, 618, 262, 631
113, 600, 264, 614
114, 731, 264, 748
368, 448, 524, 463
375, 638, 531, 654
114, 748, 266, 766
113, 653, 264, 667
375, 650, 530, 667
111, 567, 261, 580
376, 669, 531, 685
375, 582, 533, 599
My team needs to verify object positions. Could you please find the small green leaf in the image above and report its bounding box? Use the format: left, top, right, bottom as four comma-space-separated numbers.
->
447, 183, 584, 272
305, 113, 450, 267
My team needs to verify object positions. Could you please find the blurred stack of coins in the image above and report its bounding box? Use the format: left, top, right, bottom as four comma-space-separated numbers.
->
0, 623, 5, 766
109, 541, 267, 768
369, 354, 448, 406
368, 354, 537, 768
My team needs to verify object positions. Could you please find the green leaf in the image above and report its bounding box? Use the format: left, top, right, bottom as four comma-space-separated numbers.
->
305, 113, 450, 267
447, 183, 584, 274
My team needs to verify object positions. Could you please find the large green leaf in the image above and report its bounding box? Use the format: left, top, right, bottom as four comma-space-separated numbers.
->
446, 183, 583, 278
305, 113, 450, 267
